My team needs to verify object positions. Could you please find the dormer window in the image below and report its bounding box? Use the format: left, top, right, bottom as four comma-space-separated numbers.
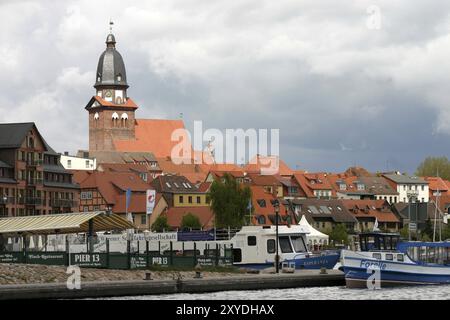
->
339, 183, 347, 191
117, 74, 122, 81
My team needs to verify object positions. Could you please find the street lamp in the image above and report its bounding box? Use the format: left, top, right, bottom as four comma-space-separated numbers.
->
272, 199, 280, 274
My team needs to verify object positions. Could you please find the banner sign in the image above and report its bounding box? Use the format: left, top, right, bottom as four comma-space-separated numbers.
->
146, 189, 156, 215
97, 232, 177, 242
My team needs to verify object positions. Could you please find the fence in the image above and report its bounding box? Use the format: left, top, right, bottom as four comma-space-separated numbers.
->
0, 240, 233, 270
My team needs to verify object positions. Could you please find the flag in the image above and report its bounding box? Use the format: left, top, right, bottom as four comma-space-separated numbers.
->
146, 189, 156, 215
125, 188, 131, 213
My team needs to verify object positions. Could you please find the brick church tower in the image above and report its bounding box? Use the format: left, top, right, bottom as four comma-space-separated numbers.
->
85, 30, 138, 152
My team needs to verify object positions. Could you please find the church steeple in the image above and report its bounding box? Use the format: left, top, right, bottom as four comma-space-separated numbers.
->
86, 22, 137, 153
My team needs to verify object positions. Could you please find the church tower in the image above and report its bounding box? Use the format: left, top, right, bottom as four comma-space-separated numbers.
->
86, 26, 138, 153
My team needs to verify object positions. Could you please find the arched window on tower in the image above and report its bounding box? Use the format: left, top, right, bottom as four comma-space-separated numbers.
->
112, 112, 119, 127
116, 96, 122, 104
94, 112, 99, 127
121, 113, 128, 127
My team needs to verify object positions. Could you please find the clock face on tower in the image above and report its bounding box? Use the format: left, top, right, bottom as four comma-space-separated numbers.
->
105, 90, 112, 98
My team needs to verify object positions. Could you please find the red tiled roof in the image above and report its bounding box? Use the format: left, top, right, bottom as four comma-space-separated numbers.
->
98, 163, 148, 173
425, 177, 449, 193
248, 173, 282, 186
69, 170, 92, 185
341, 199, 400, 223
80, 171, 153, 204
89, 96, 139, 109
113, 193, 147, 213
114, 119, 187, 158
163, 207, 215, 229
250, 186, 290, 225
293, 172, 335, 198
244, 155, 293, 176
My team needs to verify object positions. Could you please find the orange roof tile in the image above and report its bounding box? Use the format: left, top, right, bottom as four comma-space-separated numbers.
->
425, 177, 449, 193
114, 119, 187, 158
244, 155, 293, 176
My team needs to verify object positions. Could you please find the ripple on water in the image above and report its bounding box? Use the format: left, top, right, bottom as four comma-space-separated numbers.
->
101, 285, 450, 300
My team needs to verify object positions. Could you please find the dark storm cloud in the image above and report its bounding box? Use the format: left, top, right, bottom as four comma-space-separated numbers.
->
0, 0, 449, 174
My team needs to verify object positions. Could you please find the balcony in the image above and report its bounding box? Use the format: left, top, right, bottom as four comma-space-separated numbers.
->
25, 197, 43, 206
0, 196, 15, 205
50, 199, 78, 208
26, 178, 44, 186
26, 159, 43, 167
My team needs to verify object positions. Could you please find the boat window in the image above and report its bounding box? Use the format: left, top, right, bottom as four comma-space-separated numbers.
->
290, 236, 307, 253
279, 236, 293, 253
397, 254, 404, 262
267, 239, 276, 254
385, 253, 393, 261
372, 253, 382, 260
247, 236, 257, 246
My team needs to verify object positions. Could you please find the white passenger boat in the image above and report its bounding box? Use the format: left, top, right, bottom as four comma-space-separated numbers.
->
341, 232, 450, 288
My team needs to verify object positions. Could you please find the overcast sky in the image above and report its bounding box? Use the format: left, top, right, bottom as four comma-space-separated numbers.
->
1, 0, 450, 174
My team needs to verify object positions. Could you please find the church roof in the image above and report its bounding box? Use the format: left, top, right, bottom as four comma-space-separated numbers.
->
85, 96, 138, 110
95, 33, 128, 88
114, 119, 187, 158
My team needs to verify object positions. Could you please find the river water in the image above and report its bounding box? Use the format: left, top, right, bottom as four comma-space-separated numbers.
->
104, 285, 450, 300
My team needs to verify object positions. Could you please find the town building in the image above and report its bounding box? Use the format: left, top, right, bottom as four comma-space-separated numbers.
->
250, 186, 294, 226
76, 170, 153, 230
0, 123, 79, 217
383, 173, 429, 203
293, 172, 335, 199
150, 174, 214, 229
60, 152, 97, 171
340, 199, 400, 232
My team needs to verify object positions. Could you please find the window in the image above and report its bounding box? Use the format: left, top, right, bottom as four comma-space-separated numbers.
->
141, 215, 147, 225
188, 196, 192, 204
257, 199, 266, 207
397, 254, 404, 262
196, 196, 201, 204
67, 160, 72, 168
81, 191, 93, 200
279, 236, 293, 253
385, 254, 393, 261
179, 196, 184, 203
357, 183, 365, 191
83, 206, 89, 212
267, 239, 276, 254
247, 236, 257, 246
421, 185, 425, 191
257, 215, 266, 224
372, 253, 382, 260
421, 198, 424, 202
339, 183, 346, 191
85, 160, 90, 169
290, 236, 306, 253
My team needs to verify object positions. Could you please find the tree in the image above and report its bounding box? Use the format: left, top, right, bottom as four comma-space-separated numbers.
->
399, 225, 409, 239
422, 219, 433, 239
151, 215, 170, 232
181, 213, 202, 230
326, 223, 349, 245
416, 156, 450, 180
208, 173, 252, 228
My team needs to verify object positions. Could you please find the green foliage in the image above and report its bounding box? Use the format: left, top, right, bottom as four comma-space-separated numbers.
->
181, 213, 202, 230
151, 215, 170, 232
422, 219, 433, 239
415, 156, 450, 180
326, 223, 349, 245
399, 225, 409, 239
208, 173, 252, 228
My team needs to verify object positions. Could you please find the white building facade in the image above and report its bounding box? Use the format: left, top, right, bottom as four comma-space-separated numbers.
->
60, 154, 97, 171
383, 174, 429, 203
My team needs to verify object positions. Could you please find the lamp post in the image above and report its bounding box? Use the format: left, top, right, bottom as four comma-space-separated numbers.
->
273, 199, 280, 274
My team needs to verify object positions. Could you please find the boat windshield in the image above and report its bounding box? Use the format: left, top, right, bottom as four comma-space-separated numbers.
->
399, 243, 450, 265
359, 233, 400, 251
290, 235, 307, 253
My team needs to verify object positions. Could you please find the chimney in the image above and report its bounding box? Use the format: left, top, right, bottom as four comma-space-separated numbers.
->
64, 151, 69, 156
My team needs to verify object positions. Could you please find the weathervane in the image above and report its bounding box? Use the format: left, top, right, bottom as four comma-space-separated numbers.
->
109, 19, 114, 33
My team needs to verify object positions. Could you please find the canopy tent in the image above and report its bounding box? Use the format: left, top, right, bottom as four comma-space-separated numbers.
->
298, 215, 329, 245
0, 211, 135, 236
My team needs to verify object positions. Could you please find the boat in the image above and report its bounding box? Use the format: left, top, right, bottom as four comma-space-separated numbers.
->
341, 232, 450, 288
230, 225, 340, 270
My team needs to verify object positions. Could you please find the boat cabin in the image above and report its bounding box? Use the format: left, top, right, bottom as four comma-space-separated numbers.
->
397, 242, 450, 266
230, 225, 310, 266
358, 232, 400, 252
